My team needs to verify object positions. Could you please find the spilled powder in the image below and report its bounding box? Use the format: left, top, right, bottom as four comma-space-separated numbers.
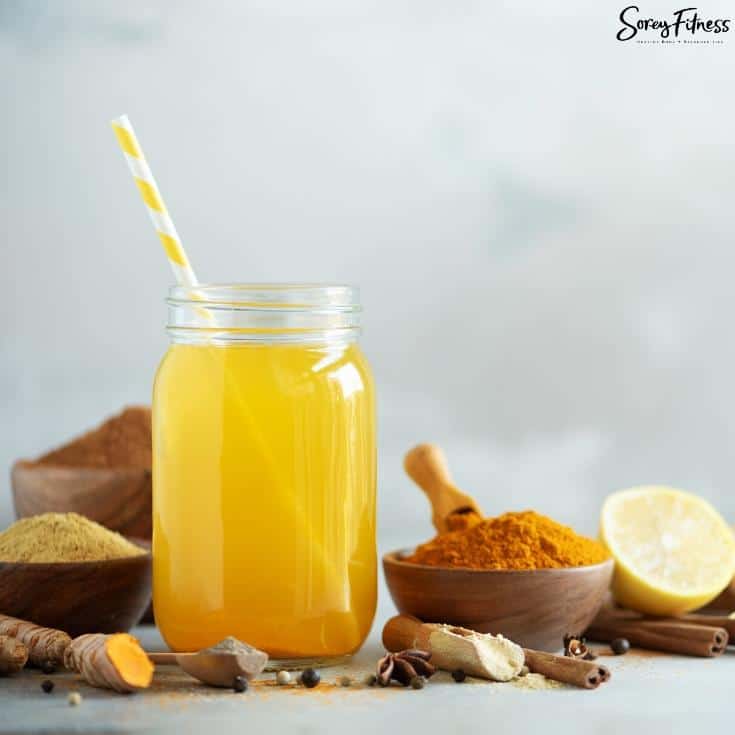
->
509, 673, 565, 690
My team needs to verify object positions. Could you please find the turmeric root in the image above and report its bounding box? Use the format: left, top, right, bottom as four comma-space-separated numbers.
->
0, 635, 28, 675
64, 633, 153, 693
0, 614, 70, 667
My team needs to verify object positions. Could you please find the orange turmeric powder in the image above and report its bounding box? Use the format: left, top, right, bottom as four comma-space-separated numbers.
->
405, 510, 609, 570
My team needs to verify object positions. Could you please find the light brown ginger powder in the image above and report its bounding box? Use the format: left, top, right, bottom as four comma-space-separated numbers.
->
0, 512, 145, 562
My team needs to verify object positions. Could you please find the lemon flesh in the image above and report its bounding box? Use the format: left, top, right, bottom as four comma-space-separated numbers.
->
601, 486, 735, 615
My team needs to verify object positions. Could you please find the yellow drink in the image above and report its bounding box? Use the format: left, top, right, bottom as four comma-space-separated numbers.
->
153, 291, 376, 659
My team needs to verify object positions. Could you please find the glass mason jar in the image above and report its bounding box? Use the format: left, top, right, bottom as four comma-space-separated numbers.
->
152, 284, 376, 665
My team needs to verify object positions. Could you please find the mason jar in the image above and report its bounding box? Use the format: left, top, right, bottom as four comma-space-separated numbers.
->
152, 284, 376, 665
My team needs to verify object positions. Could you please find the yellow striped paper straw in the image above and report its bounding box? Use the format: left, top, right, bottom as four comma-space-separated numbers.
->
110, 115, 199, 288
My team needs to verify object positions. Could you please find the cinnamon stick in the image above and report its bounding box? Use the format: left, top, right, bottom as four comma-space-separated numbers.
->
669, 614, 735, 641
595, 606, 735, 646
586, 611, 728, 657
602, 606, 735, 639
523, 649, 610, 690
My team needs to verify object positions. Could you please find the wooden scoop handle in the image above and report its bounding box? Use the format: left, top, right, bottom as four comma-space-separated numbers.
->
382, 614, 432, 652
404, 444, 483, 533
148, 652, 181, 665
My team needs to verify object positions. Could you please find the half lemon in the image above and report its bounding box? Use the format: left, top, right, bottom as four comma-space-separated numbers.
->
600, 486, 735, 615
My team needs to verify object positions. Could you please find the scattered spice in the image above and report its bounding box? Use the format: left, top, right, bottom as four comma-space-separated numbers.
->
510, 673, 565, 691
232, 676, 248, 693
0, 615, 70, 668
36, 406, 151, 470
68, 691, 82, 706
451, 669, 467, 683
64, 633, 153, 693
276, 670, 292, 685
338, 675, 352, 687
364, 674, 378, 687
41, 680, 54, 693
563, 634, 590, 660
376, 649, 435, 687
0, 634, 28, 674
611, 638, 630, 655
410, 675, 425, 690
0, 513, 145, 563
300, 669, 320, 688
405, 511, 609, 570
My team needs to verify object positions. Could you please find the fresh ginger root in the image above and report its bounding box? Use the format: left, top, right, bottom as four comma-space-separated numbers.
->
64, 633, 153, 693
0, 614, 71, 667
0, 635, 29, 675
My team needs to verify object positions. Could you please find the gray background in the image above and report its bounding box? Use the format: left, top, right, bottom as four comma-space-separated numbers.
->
2, 0, 735, 552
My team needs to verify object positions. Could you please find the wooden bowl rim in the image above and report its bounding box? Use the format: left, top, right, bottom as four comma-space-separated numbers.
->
0, 552, 152, 570
383, 548, 614, 575
12, 459, 150, 476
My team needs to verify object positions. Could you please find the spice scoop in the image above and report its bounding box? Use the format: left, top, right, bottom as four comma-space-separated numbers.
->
383, 616, 611, 690
404, 444, 483, 533
383, 614, 523, 681
149, 637, 268, 687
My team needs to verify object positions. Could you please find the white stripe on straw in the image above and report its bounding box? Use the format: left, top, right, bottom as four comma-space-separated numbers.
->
110, 114, 200, 288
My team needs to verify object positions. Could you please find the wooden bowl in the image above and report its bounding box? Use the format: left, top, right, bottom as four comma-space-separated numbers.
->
11, 461, 152, 538
383, 550, 614, 651
0, 547, 152, 637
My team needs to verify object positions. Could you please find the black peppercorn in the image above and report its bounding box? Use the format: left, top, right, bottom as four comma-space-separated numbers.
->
610, 638, 630, 655
410, 675, 425, 689
232, 676, 248, 692
40, 660, 56, 675
451, 669, 467, 683
300, 668, 320, 688
41, 680, 54, 694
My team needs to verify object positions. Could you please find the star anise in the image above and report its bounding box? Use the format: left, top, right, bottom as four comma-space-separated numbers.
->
563, 633, 590, 659
376, 649, 436, 687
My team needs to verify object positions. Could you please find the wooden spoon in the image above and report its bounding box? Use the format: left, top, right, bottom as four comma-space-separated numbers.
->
149, 647, 267, 688
404, 444, 483, 533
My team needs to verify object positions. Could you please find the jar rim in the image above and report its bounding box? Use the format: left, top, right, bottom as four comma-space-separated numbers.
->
168, 283, 359, 310
166, 283, 362, 344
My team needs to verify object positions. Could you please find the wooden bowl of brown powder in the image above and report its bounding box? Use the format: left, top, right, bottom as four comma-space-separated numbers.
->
11, 407, 152, 539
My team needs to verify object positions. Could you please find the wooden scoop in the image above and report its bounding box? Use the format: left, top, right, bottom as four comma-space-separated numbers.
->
149, 646, 267, 688
383, 615, 610, 689
404, 444, 483, 533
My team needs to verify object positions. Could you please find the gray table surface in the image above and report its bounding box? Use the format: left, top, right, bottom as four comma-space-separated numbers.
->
2, 586, 733, 735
